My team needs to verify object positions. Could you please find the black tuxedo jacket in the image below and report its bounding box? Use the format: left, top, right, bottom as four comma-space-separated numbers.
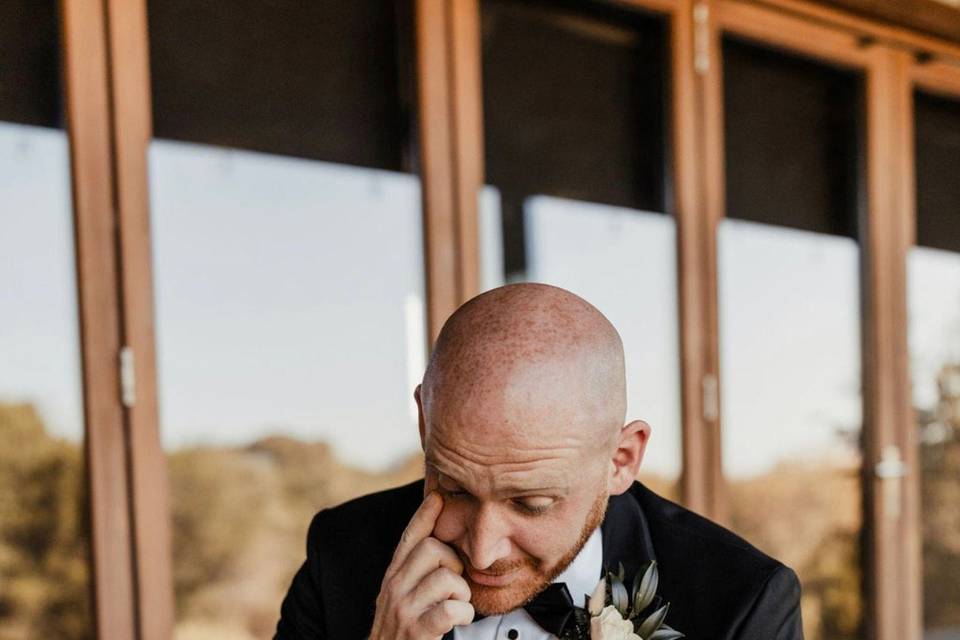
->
275, 479, 803, 639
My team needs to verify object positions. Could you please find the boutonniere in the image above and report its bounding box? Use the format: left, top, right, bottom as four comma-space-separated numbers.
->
562, 561, 684, 640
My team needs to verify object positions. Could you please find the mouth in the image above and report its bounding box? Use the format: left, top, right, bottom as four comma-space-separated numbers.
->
465, 566, 521, 587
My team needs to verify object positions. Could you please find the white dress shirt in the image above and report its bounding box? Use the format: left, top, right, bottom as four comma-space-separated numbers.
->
453, 528, 603, 640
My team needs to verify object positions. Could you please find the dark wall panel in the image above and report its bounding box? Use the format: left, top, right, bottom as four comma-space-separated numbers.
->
916, 90, 960, 254
148, 0, 410, 171
482, 0, 666, 212
0, 0, 62, 128
723, 37, 863, 239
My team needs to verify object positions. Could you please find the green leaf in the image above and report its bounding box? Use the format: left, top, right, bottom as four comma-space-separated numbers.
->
634, 561, 659, 614
610, 574, 629, 614
637, 603, 670, 639
650, 628, 685, 640
617, 561, 626, 582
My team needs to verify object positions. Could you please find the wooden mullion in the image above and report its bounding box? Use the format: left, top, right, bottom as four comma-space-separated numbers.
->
862, 44, 919, 640
60, 0, 138, 638
102, 0, 176, 638
448, 0, 484, 303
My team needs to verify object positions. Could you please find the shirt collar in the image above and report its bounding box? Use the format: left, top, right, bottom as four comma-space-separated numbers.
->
552, 525, 603, 608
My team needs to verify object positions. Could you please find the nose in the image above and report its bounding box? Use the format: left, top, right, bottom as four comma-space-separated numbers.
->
463, 503, 512, 570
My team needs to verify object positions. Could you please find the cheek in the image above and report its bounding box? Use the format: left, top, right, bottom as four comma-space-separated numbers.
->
432, 501, 467, 543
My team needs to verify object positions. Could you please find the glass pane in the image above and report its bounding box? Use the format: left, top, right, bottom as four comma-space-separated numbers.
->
481, 0, 667, 278
721, 38, 865, 640
0, 123, 91, 640
911, 89, 960, 638
147, 3, 425, 636
479, 0, 681, 498
0, 2, 92, 638
719, 220, 863, 640
148, 0, 410, 170
915, 91, 960, 254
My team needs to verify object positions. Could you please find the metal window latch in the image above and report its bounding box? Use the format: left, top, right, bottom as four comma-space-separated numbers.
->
875, 445, 906, 519
694, 3, 710, 75
702, 373, 718, 423
120, 346, 136, 408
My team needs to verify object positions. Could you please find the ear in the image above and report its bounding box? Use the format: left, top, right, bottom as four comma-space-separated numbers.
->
608, 420, 651, 496
414, 384, 426, 451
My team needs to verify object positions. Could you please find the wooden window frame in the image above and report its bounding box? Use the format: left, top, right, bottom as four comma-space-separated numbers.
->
702, 2, 921, 638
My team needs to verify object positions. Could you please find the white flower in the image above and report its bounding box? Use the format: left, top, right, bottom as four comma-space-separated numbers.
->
588, 578, 607, 616
590, 605, 643, 640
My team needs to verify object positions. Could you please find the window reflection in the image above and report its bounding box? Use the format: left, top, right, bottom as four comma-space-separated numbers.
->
0, 121, 91, 638
909, 236, 960, 640
150, 142, 426, 638
719, 219, 863, 640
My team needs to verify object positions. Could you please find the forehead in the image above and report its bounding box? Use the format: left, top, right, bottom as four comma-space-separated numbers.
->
424, 424, 592, 496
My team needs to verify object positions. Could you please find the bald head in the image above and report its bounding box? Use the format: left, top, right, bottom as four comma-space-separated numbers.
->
420, 283, 627, 448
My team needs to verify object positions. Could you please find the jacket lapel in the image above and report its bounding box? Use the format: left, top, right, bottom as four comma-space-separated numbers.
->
600, 487, 658, 583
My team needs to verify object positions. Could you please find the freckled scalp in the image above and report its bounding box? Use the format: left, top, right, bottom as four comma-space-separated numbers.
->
421, 283, 627, 448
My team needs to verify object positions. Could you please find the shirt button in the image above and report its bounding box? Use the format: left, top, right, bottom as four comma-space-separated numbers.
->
507, 630, 519, 640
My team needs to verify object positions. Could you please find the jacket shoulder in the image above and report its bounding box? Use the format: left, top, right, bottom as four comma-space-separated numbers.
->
630, 481, 801, 636
632, 481, 784, 571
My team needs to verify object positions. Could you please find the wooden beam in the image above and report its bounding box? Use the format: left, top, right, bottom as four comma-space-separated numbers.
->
718, 0, 872, 68
752, 0, 960, 62
59, 0, 137, 637
862, 44, 919, 640
102, 0, 175, 638
913, 59, 960, 98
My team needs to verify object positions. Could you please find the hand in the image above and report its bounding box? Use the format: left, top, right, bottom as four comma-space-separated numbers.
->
369, 492, 474, 639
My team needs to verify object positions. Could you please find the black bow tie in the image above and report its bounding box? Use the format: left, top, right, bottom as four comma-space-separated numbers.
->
466, 582, 577, 638
523, 582, 577, 637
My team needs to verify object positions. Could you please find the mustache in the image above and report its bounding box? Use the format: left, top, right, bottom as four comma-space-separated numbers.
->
457, 552, 530, 576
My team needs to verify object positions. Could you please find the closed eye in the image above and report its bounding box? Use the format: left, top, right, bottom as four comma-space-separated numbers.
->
512, 498, 555, 515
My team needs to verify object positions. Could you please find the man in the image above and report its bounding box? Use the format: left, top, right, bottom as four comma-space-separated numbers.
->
275, 283, 803, 639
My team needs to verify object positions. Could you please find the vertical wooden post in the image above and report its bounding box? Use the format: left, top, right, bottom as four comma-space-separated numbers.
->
103, 0, 175, 637
677, 0, 724, 518
417, 0, 485, 347
862, 44, 920, 640
417, 0, 460, 345
60, 0, 137, 637
61, 0, 173, 637
448, 0, 484, 303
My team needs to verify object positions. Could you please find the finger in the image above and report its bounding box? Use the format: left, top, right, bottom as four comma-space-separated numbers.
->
419, 599, 475, 636
394, 536, 464, 594
388, 492, 443, 576
410, 567, 471, 610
